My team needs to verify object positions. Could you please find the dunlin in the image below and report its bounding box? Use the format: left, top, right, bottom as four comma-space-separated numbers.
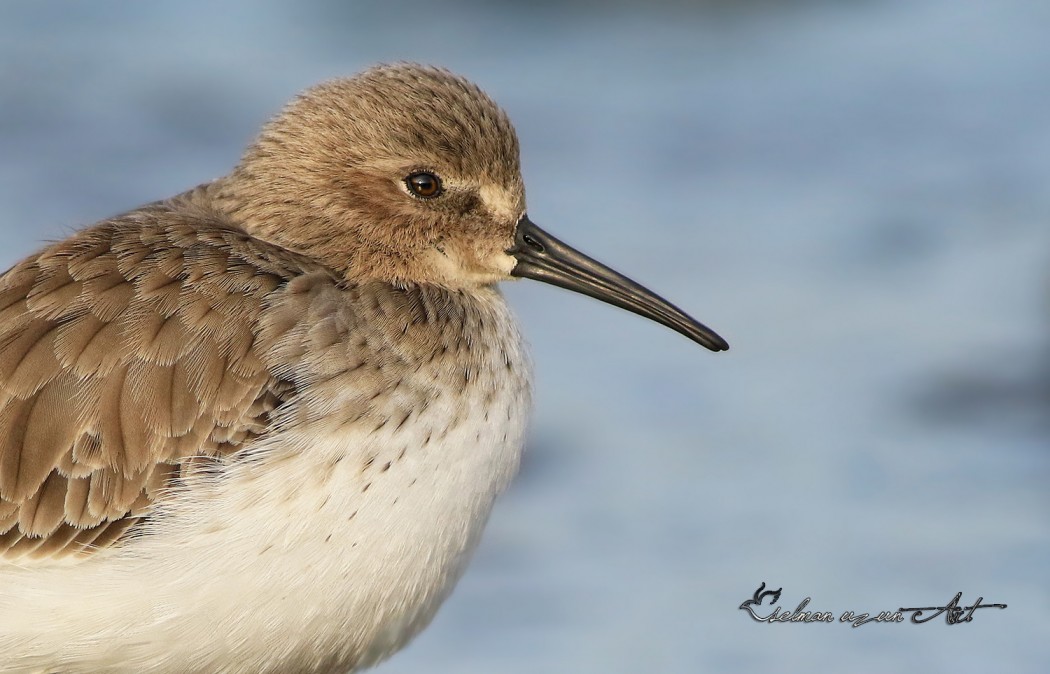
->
0, 64, 727, 673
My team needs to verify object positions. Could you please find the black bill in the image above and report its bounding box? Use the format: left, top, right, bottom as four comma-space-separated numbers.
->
508, 216, 729, 352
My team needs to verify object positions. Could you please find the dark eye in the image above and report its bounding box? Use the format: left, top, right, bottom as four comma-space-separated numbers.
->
405, 171, 443, 199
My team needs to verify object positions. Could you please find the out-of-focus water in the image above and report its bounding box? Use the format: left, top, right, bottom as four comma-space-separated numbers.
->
2, 1, 1047, 672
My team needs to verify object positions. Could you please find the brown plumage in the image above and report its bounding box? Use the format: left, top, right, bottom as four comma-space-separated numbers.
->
0, 195, 308, 557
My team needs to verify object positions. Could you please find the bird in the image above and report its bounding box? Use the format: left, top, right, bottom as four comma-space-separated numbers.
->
0, 64, 728, 673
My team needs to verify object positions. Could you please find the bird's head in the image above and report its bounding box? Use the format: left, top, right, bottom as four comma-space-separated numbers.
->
220, 63, 728, 351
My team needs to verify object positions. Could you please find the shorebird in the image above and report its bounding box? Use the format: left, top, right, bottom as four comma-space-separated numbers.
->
0, 64, 727, 673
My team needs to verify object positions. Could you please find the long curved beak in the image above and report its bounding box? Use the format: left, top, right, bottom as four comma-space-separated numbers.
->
507, 215, 729, 352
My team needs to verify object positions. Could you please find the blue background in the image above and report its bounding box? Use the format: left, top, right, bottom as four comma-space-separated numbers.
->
1, 2, 1047, 672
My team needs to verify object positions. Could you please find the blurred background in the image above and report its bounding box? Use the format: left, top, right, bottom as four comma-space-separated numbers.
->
1, 1, 1047, 672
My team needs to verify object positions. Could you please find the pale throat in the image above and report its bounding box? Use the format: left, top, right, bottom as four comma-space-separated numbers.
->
421, 246, 518, 288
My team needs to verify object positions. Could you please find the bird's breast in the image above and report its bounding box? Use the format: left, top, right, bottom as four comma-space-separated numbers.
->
164, 282, 534, 670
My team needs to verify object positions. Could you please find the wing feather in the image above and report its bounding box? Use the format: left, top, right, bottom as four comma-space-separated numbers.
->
18, 471, 67, 537
0, 196, 314, 563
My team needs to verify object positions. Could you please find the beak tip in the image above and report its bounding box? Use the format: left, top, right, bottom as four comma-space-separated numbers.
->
701, 334, 730, 353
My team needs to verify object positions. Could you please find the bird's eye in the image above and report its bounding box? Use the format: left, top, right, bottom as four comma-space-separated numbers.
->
405, 171, 443, 199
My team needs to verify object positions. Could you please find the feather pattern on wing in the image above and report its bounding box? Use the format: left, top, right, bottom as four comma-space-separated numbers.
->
0, 188, 320, 561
